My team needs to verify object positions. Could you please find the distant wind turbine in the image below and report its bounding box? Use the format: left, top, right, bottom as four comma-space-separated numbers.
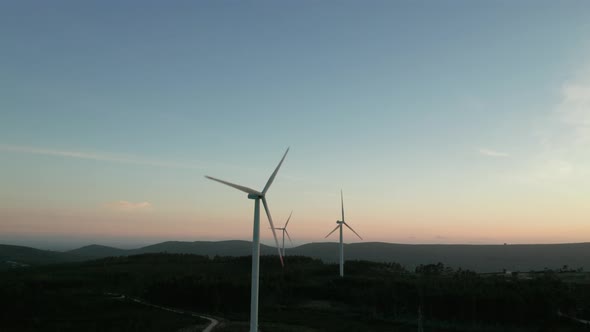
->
325, 190, 362, 277
205, 148, 288, 332
274, 211, 293, 257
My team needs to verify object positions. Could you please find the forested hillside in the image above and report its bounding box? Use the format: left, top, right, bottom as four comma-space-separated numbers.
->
1, 253, 589, 331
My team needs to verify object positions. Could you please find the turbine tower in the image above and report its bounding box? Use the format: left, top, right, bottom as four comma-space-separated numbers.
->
325, 190, 362, 277
274, 211, 293, 257
205, 148, 288, 332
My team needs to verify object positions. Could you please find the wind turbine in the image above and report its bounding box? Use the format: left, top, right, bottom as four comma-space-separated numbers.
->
325, 190, 362, 277
205, 148, 288, 332
274, 211, 293, 257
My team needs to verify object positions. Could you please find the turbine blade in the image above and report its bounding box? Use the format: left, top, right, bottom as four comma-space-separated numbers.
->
284, 210, 293, 228
262, 148, 289, 195
343, 222, 363, 240
325, 225, 340, 238
285, 229, 293, 245
262, 197, 284, 266
205, 176, 262, 196
341, 190, 345, 222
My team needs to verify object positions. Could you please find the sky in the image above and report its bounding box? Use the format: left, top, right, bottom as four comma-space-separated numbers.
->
1, 1, 590, 250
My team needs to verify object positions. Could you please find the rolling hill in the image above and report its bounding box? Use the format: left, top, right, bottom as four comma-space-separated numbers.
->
131, 240, 278, 256
67, 244, 129, 259
3, 241, 590, 273
0, 244, 83, 268
290, 242, 590, 272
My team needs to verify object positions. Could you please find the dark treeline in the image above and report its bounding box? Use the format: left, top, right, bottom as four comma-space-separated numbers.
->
1, 253, 589, 331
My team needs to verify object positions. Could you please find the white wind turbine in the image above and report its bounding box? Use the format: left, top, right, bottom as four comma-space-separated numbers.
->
325, 190, 362, 277
205, 148, 288, 332
274, 211, 293, 257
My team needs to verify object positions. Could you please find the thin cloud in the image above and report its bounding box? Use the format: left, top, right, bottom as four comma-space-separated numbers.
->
557, 82, 590, 144
533, 159, 574, 180
0, 144, 204, 169
106, 201, 152, 211
478, 148, 509, 158
519, 72, 590, 183
512, 159, 575, 184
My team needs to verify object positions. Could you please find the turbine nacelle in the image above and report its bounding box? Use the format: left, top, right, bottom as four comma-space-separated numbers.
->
205, 147, 289, 332
325, 190, 363, 279
205, 147, 289, 267
325, 191, 363, 241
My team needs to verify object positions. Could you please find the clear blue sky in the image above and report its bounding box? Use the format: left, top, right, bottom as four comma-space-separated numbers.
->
1, 1, 590, 249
